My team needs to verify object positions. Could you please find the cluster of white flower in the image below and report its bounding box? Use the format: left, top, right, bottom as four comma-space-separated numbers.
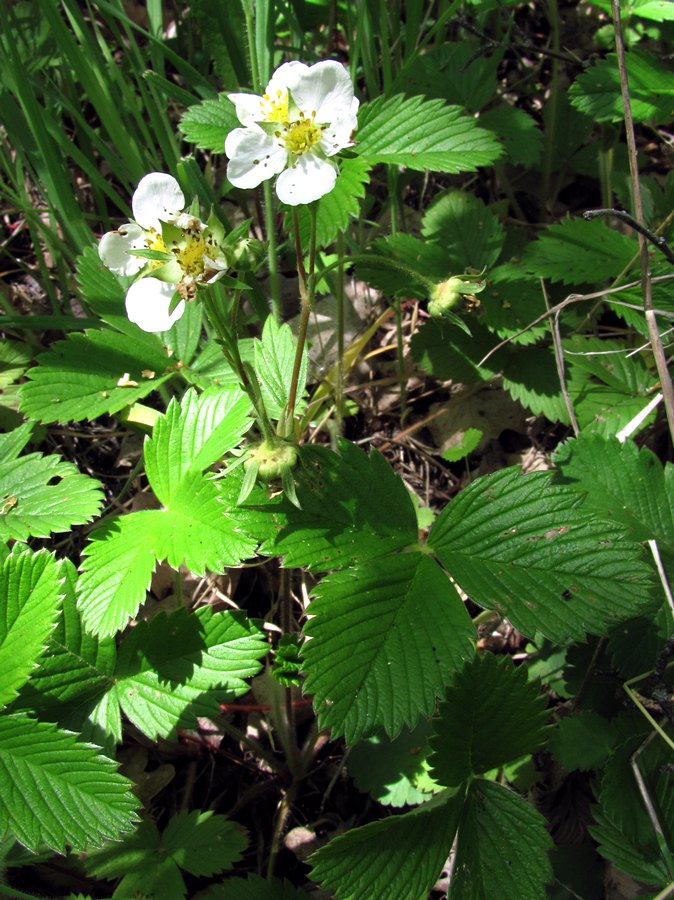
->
99, 173, 229, 331
225, 60, 358, 205
99, 60, 358, 330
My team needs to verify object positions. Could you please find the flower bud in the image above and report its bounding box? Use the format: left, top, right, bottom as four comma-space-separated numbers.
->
244, 439, 298, 481
429, 273, 486, 318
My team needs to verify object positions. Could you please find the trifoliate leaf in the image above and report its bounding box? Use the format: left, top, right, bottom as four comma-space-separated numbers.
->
550, 711, 614, 771
348, 719, 436, 807
479, 105, 543, 166
0, 549, 62, 708
0, 714, 139, 853
0, 432, 103, 541
254, 317, 307, 421
356, 94, 502, 173
179, 93, 239, 152
569, 50, 674, 124
111, 606, 266, 739
19, 330, 173, 423
293, 155, 370, 251
421, 189, 505, 270
303, 552, 475, 744
554, 434, 674, 546
311, 790, 463, 900
249, 441, 419, 572
450, 780, 553, 900
428, 467, 653, 642
85, 811, 247, 898
144, 386, 253, 506
522, 217, 637, 284
11, 560, 116, 728
430, 655, 548, 787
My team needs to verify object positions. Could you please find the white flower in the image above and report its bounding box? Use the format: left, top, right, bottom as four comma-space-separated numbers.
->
225, 60, 359, 206
98, 173, 228, 332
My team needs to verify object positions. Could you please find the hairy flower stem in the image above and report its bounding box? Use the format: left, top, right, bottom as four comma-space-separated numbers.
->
336, 229, 346, 432
283, 204, 317, 436
201, 285, 274, 442
241, 0, 281, 320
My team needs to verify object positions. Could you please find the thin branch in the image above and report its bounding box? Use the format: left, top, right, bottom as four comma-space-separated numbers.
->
476, 273, 674, 368
583, 207, 674, 266
612, 0, 674, 445
541, 278, 579, 434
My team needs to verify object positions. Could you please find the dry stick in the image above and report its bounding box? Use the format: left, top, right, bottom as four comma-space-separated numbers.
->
476, 273, 674, 369
541, 278, 580, 435
612, 0, 674, 445
583, 207, 674, 267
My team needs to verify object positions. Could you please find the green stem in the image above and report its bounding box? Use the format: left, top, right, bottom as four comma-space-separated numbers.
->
336, 229, 346, 433
284, 204, 317, 436
201, 285, 274, 441
541, 0, 560, 210
241, 0, 281, 320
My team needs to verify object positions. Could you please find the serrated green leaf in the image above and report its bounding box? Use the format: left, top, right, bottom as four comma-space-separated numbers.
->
254, 317, 307, 421
0, 422, 32, 460
200, 874, 308, 898
293, 155, 370, 250
523, 218, 637, 284
479, 263, 548, 345
554, 434, 674, 546
311, 790, 463, 900
244, 441, 419, 572
0, 714, 138, 853
0, 339, 32, 389
569, 49, 674, 124
144, 387, 253, 506
0, 549, 62, 708
11, 560, 116, 728
85, 810, 247, 897
430, 655, 548, 787
421, 189, 505, 270
179, 93, 239, 152
450, 780, 553, 900
606, 604, 670, 680
19, 330, 173, 423
162, 810, 247, 876
590, 808, 672, 886
402, 40, 500, 111
550, 711, 614, 771
479, 105, 543, 166
76, 245, 130, 332
349, 719, 436, 807
111, 606, 266, 739
303, 552, 475, 744
356, 94, 502, 173
428, 467, 653, 642
0, 436, 103, 541
77, 511, 159, 637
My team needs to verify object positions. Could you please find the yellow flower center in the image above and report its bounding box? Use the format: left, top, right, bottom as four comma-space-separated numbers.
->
145, 228, 167, 270
260, 89, 289, 124
280, 112, 324, 155
175, 232, 208, 277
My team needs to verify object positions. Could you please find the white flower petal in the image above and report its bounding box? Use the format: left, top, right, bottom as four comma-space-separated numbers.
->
318, 111, 359, 157
226, 127, 288, 189
125, 277, 185, 332
132, 173, 185, 230
229, 92, 267, 127
288, 60, 356, 122
275, 153, 337, 205
99, 223, 146, 276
